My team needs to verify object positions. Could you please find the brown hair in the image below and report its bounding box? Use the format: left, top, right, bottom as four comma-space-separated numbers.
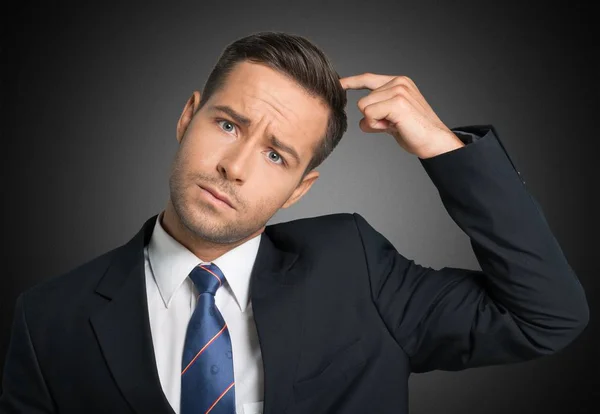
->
198, 31, 348, 181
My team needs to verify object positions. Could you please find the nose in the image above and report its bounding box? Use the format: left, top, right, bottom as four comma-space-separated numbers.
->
217, 140, 255, 183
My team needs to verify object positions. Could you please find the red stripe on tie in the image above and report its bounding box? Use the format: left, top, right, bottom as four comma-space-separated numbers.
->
181, 323, 228, 375
205, 381, 235, 414
199, 265, 222, 287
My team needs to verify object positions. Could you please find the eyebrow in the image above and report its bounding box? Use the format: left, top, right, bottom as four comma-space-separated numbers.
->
209, 104, 302, 165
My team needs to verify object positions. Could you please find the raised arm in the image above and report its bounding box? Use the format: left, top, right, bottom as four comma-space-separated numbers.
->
354, 125, 588, 372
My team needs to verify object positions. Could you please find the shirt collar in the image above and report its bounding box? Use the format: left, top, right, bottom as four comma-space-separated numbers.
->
147, 211, 262, 312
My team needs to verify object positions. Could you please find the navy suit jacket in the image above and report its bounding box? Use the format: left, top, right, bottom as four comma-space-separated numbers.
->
0, 125, 589, 413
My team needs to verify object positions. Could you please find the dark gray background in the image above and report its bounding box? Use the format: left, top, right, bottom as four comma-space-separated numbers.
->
1, 0, 597, 413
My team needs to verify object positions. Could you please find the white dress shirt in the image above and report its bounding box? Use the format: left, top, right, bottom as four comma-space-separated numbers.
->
144, 211, 265, 414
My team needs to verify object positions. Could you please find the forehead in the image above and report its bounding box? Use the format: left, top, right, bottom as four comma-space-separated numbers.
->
210, 61, 330, 160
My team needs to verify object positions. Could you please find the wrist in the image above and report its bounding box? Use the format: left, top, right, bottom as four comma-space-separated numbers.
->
416, 132, 465, 159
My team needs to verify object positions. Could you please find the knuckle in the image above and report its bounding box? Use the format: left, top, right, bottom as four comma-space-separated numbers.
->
394, 95, 409, 108
391, 76, 403, 84
357, 97, 367, 112
405, 76, 418, 88
392, 84, 407, 95
400, 75, 412, 83
396, 75, 416, 88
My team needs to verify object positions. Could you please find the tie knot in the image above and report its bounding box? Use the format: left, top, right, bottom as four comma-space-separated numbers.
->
188, 263, 224, 296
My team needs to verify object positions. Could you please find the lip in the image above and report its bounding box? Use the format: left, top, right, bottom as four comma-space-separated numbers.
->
198, 184, 234, 209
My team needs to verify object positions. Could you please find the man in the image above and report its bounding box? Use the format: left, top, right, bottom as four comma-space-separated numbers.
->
0, 31, 589, 414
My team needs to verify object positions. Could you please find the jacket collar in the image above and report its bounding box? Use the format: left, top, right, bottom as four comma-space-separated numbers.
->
90, 213, 307, 414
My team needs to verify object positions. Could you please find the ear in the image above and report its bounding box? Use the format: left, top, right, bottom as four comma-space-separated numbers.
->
281, 170, 320, 209
176, 91, 202, 143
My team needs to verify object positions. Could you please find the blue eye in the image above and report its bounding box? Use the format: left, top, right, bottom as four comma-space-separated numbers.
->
217, 119, 236, 134
217, 119, 286, 167
267, 150, 284, 165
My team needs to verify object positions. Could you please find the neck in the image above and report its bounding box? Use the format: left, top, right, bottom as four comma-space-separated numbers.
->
160, 200, 263, 262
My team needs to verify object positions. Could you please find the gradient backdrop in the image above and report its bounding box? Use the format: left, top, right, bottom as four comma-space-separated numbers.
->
1, 0, 597, 413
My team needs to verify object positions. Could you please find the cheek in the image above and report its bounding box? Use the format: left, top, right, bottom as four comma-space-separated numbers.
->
248, 179, 297, 209
180, 132, 223, 169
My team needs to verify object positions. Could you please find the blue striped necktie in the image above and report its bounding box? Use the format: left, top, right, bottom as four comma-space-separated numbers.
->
180, 263, 236, 414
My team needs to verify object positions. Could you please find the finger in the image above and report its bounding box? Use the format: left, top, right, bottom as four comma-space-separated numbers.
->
358, 117, 390, 133
371, 77, 432, 112
362, 95, 413, 128
340, 73, 396, 91
357, 84, 425, 115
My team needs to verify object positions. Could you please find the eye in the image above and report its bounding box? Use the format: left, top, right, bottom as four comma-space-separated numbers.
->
216, 119, 237, 134
216, 118, 285, 166
267, 150, 285, 166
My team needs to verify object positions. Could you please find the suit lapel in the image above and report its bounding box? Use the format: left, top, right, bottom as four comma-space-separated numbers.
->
90, 215, 175, 414
250, 228, 308, 414
89, 214, 308, 414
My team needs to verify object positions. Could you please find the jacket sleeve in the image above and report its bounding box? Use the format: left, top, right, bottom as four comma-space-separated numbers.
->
0, 293, 56, 413
353, 125, 589, 373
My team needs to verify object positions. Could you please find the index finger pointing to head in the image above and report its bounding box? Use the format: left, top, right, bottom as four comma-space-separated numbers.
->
340, 73, 396, 91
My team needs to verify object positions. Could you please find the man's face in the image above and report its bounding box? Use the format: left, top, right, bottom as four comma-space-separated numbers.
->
169, 60, 329, 245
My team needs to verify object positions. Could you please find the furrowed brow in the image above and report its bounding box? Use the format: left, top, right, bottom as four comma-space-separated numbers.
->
209, 105, 252, 126
210, 104, 301, 165
269, 135, 301, 165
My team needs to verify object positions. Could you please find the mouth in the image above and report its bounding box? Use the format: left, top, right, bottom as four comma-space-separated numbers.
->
197, 184, 234, 209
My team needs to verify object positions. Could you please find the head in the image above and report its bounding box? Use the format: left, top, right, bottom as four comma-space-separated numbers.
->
168, 31, 347, 245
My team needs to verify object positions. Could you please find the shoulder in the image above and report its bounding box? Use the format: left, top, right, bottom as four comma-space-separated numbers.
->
265, 212, 355, 236
18, 243, 123, 309
266, 212, 375, 233
264, 212, 375, 250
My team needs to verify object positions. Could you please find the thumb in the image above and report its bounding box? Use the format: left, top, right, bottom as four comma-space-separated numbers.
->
359, 117, 389, 133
